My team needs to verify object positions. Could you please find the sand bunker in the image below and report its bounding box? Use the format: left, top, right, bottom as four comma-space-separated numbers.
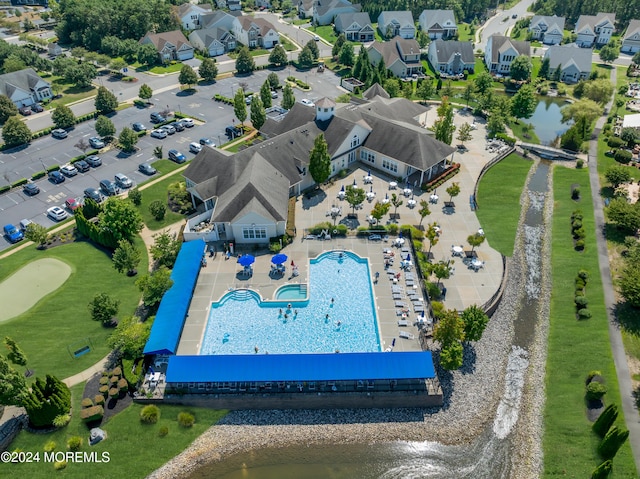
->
0, 258, 72, 322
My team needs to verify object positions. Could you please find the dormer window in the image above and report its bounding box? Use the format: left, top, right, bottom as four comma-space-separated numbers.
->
351, 135, 360, 148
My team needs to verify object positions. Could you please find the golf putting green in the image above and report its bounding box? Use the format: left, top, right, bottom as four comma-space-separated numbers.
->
0, 258, 72, 323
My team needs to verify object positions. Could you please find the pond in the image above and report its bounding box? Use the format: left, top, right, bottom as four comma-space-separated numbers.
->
525, 98, 572, 146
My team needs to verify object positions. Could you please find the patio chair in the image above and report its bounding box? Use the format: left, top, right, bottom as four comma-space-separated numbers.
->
395, 301, 408, 308
397, 319, 409, 327
399, 330, 415, 340
392, 293, 403, 300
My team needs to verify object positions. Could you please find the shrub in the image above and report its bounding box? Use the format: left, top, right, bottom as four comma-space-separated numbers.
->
593, 404, 619, 437
573, 227, 586, 239
67, 436, 83, 451
427, 282, 441, 300
598, 426, 630, 460
591, 460, 613, 479
158, 426, 169, 437
576, 159, 584, 168
578, 308, 592, 320
571, 187, 580, 200
574, 288, 585, 297
571, 210, 583, 221
128, 187, 142, 206
81, 398, 93, 408
586, 381, 607, 400
52, 414, 70, 428
578, 269, 590, 281
575, 277, 586, 290
140, 404, 160, 424
178, 412, 195, 427
607, 137, 625, 149
99, 376, 109, 386
431, 301, 445, 319
572, 219, 583, 231
614, 149, 632, 164
111, 366, 122, 377
94, 395, 105, 406
44, 441, 56, 452
54, 461, 67, 470
149, 200, 166, 221
99, 385, 109, 397
79, 405, 104, 423
108, 387, 119, 398
118, 377, 128, 392
387, 223, 399, 235
575, 239, 585, 250
575, 296, 588, 310
11, 178, 28, 188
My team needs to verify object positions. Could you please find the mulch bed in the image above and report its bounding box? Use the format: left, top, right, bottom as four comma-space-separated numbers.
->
82, 372, 133, 426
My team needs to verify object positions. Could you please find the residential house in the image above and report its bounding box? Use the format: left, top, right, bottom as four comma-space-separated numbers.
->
427, 40, 475, 75
297, 0, 314, 19
228, 0, 241, 11
182, 93, 455, 244
367, 37, 422, 78
189, 28, 237, 57
528, 15, 565, 45
313, 0, 361, 26
47, 42, 62, 58
200, 10, 237, 31
256, 0, 271, 8
233, 16, 280, 48
377, 11, 415, 39
176, 3, 212, 31
139, 30, 195, 62
622, 19, 640, 54
418, 10, 457, 40
484, 35, 530, 75
0, 68, 52, 108
543, 45, 592, 83
334, 12, 374, 42
575, 12, 615, 47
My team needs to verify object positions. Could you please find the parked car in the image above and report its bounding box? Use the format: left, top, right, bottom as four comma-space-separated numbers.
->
23, 182, 40, 196
60, 164, 78, 177
48, 170, 65, 184
180, 118, 194, 128
138, 163, 157, 176
65, 197, 81, 212
225, 125, 242, 138
199, 138, 214, 146
169, 121, 184, 132
300, 99, 315, 107
314, 35, 320, 41
160, 124, 176, 135
52, 128, 68, 139
245, 95, 253, 105
19, 219, 33, 231
89, 137, 105, 149
74, 160, 90, 173
271, 91, 278, 99
19, 106, 32, 116
512, 13, 518, 18
168, 149, 186, 163
99, 179, 120, 196
3, 224, 24, 243
47, 206, 68, 221
150, 112, 166, 123
31, 103, 44, 113
114, 173, 133, 189
84, 187, 103, 203
150, 129, 167, 139
132, 122, 147, 132
189, 142, 202, 154
85, 155, 102, 167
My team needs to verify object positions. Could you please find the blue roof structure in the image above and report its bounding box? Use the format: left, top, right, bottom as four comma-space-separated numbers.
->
166, 351, 436, 382
143, 240, 205, 355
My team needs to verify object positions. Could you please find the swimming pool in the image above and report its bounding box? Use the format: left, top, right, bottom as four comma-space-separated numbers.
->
200, 251, 381, 355
275, 284, 308, 301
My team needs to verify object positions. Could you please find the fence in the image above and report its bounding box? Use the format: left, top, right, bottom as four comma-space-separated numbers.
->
472, 146, 515, 209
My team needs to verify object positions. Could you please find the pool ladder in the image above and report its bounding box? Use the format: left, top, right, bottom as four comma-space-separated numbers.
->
230, 289, 252, 300
299, 284, 308, 297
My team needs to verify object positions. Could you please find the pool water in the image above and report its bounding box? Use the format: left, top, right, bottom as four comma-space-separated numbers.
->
275, 284, 307, 300
200, 251, 381, 355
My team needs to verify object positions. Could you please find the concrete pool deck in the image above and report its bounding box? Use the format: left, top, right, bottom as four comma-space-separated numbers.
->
176, 110, 507, 356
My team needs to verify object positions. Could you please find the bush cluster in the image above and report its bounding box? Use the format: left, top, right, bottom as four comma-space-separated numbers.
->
575, 269, 590, 319
213, 94, 234, 105
140, 404, 160, 424
423, 163, 461, 192
571, 210, 586, 251
178, 412, 195, 427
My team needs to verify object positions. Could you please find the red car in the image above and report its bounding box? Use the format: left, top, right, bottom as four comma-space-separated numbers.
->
65, 197, 81, 212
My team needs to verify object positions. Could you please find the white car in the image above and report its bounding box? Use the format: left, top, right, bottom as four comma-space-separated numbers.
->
60, 164, 78, 177
150, 129, 167, 139
189, 142, 202, 153
180, 118, 195, 128
301, 99, 315, 107
47, 206, 68, 221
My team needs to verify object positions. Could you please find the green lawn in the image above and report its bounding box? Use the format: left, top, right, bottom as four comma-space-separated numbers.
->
509, 120, 541, 144
313, 25, 339, 44
137, 170, 186, 230
0, 238, 147, 381
457, 23, 475, 42
46, 76, 97, 108
2, 382, 227, 478
543, 166, 636, 478
474, 153, 533, 257
148, 63, 184, 75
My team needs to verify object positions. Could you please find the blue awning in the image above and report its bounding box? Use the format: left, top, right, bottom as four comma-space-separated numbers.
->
165, 351, 436, 382
143, 240, 205, 355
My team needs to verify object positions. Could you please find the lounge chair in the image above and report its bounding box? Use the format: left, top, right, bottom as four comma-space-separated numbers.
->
399, 330, 415, 339
394, 301, 408, 308
392, 293, 403, 300
397, 319, 409, 327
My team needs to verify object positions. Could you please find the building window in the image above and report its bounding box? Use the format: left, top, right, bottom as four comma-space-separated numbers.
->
382, 158, 398, 173
242, 226, 267, 239
350, 135, 360, 148
360, 150, 375, 163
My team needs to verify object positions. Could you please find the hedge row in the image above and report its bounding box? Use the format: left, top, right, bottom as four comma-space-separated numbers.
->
423, 163, 461, 192
571, 209, 585, 251
574, 269, 591, 320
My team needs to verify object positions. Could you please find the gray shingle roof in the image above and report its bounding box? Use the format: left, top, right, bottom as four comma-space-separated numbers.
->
576, 12, 616, 33
623, 19, 640, 42
429, 39, 474, 64
378, 11, 414, 28
315, 0, 360, 17
488, 35, 530, 63
529, 15, 565, 32
189, 27, 230, 47
0, 68, 48, 99
334, 12, 372, 32
200, 10, 236, 30
420, 9, 455, 31
140, 30, 192, 52
362, 83, 390, 100
543, 44, 593, 72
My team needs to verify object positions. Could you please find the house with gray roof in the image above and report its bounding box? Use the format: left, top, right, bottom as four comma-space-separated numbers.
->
233, 16, 279, 48
297, 0, 314, 19
528, 15, 565, 45
200, 10, 237, 31
183, 95, 454, 244
575, 12, 615, 48
418, 10, 457, 40
484, 35, 530, 75
543, 45, 592, 83
622, 20, 640, 54
334, 12, 374, 42
0, 68, 52, 109
189, 27, 236, 57
313, 0, 361, 26
367, 37, 422, 78
427, 40, 475, 75
378, 11, 415, 39
139, 30, 194, 62
176, 3, 212, 31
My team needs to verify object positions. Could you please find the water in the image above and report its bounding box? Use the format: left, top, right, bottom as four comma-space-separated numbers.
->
275, 284, 307, 300
200, 251, 381, 355
526, 99, 571, 146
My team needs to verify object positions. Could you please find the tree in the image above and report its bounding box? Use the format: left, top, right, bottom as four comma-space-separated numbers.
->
118, 127, 138, 152
433, 97, 455, 145
561, 125, 584, 152
234, 88, 247, 126
332, 33, 346, 57
2, 116, 31, 147
487, 109, 507, 137
583, 79, 614, 104
598, 426, 629, 460
138, 83, 153, 103
199, 57, 218, 83
22, 375, 70, 428
107, 315, 151, 360
539, 57, 550, 79
268, 72, 280, 90
112, 239, 142, 276
425, 222, 439, 255
52, 104, 75, 129
634, 51, 640, 65
87, 292, 120, 325
509, 55, 532, 81
150, 232, 182, 268
235, 46, 256, 74
371, 200, 391, 224
390, 193, 403, 218
417, 79, 434, 102
250, 95, 266, 131
561, 99, 602, 125
95, 86, 118, 114
460, 305, 489, 342
260, 80, 272, 108
619, 265, 640, 308
605, 165, 632, 187
418, 200, 431, 226
431, 261, 450, 286
66, 63, 97, 88
4, 336, 27, 371
282, 83, 295, 109
551, 65, 562, 82
268, 44, 287, 66
446, 182, 461, 204
128, 186, 142, 206
441, 80, 454, 98
474, 71, 493, 96
298, 45, 314, 69
456, 123, 472, 147
510, 84, 537, 120
345, 186, 366, 215
0, 94, 18, 124
440, 341, 464, 370
593, 404, 619, 437
433, 308, 465, 347
179, 64, 198, 89
149, 199, 166, 220
621, 127, 640, 148
95, 115, 115, 139
383, 78, 400, 97
467, 232, 486, 251
599, 44, 619, 63
24, 222, 48, 248
137, 43, 158, 66
309, 133, 331, 184
306, 39, 319, 60
339, 43, 355, 67
136, 266, 174, 307
0, 354, 27, 406
607, 199, 640, 233
462, 82, 475, 107
3, 55, 26, 73
109, 58, 127, 74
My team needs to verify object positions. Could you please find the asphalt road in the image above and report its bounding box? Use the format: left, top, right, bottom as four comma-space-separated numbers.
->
477, 0, 537, 51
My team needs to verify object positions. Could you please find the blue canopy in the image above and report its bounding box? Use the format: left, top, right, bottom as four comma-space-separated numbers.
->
238, 254, 255, 266
271, 253, 287, 264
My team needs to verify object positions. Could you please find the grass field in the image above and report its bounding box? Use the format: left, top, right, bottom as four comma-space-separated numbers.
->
137, 170, 185, 230
474, 153, 533, 257
1, 383, 227, 478
543, 166, 636, 478
0, 238, 147, 381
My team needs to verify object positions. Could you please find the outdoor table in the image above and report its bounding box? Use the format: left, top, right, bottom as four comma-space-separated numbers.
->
452, 246, 463, 256
389, 181, 397, 189
471, 259, 483, 270
364, 175, 372, 184
337, 191, 345, 199
330, 207, 341, 217
366, 192, 376, 200
403, 188, 412, 197
407, 199, 416, 208
367, 215, 377, 224
430, 194, 439, 203
394, 238, 405, 246
382, 198, 390, 204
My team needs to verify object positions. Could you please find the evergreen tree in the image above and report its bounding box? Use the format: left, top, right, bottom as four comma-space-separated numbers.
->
332, 33, 346, 57
234, 88, 247, 126
433, 97, 456, 144
598, 426, 629, 460
592, 404, 619, 437
23, 375, 71, 427
52, 104, 75, 129
282, 83, 295, 110
4, 336, 27, 369
305, 39, 319, 60
235, 46, 256, 74
268, 44, 287, 66
298, 45, 314, 69
552, 65, 562, 82
590, 460, 613, 479
95, 86, 118, 114
178, 64, 198, 88
199, 57, 218, 82
260, 80, 272, 108
539, 57, 550, 79
309, 133, 331, 184
339, 43, 355, 67
250, 95, 266, 131
0, 354, 27, 406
